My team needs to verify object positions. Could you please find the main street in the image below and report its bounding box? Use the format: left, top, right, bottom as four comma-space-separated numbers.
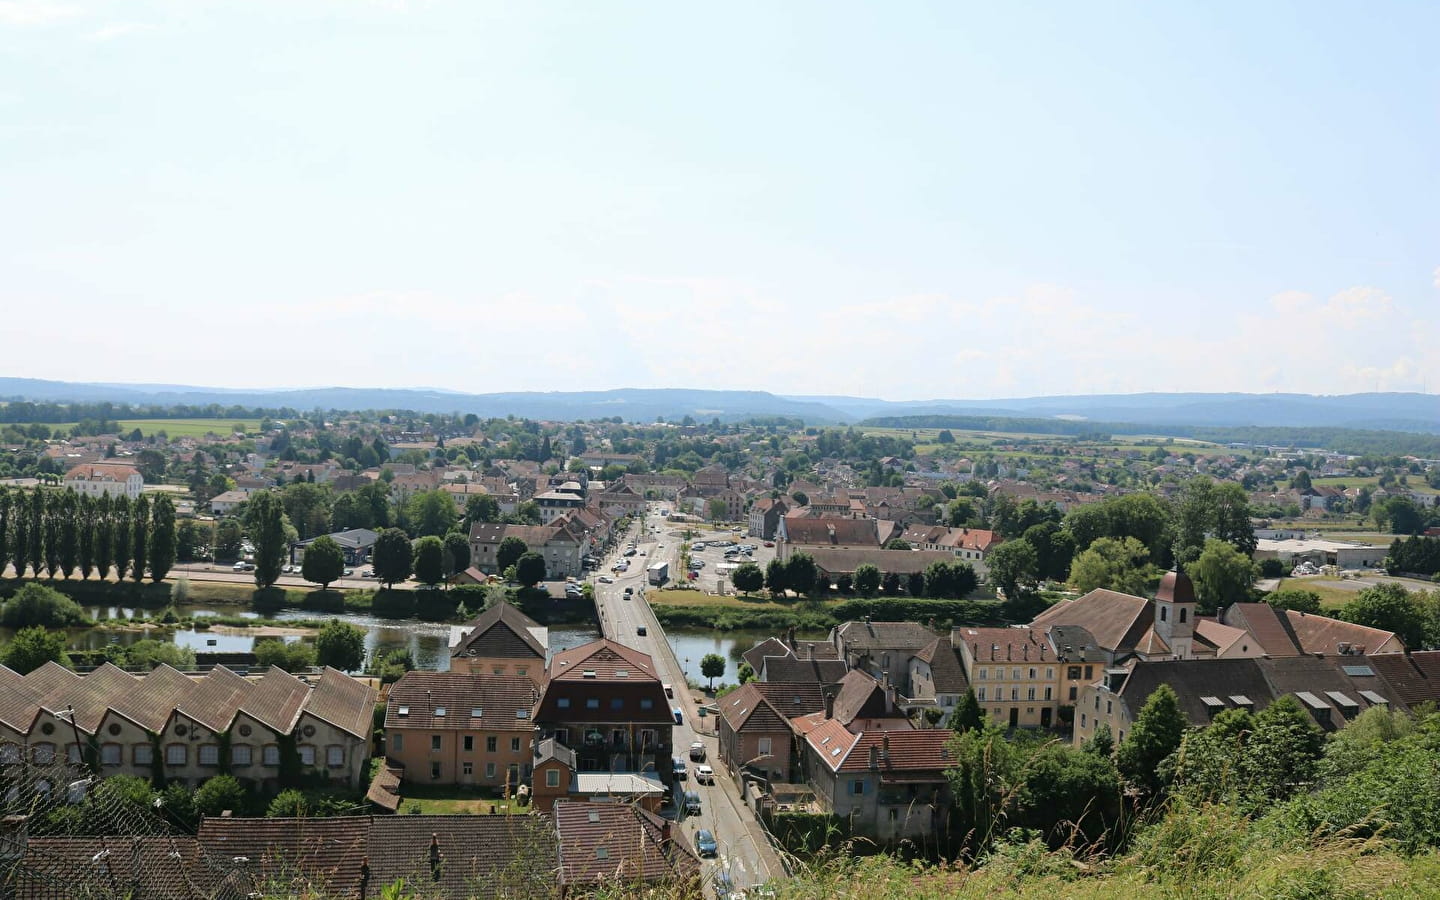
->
590, 506, 783, 895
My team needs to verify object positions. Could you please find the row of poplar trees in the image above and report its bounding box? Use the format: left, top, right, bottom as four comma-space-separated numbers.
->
0, 487, 177, 583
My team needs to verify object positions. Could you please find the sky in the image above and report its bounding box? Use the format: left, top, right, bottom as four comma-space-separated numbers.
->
2, 0, 1437, 401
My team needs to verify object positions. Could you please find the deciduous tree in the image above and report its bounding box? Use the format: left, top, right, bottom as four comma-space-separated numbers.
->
1115, 684, 1186, 796
314, 619, 366, 672
301, 535, 345, 591
244, 491, 291, 588
412, 535, 446, 586
372, 528, 414, 588
496, 536, 529, 574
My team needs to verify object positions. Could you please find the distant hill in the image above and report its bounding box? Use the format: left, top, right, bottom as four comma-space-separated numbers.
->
0, 378, 1435, 434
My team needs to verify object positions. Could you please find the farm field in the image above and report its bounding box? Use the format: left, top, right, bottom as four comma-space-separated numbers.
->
33, 418, 261, 438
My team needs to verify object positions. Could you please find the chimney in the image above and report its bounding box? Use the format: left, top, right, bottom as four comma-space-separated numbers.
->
881, 734, 890, 761
824, 692, 834, 720
868, 744, 879, 770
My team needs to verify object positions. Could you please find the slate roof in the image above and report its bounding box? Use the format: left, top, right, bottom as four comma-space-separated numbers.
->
741, 637, 791, 673
1115, 658, 1277, 727
954, 626, 1054, 663
759, 656, 849, 685
451, 602, 547, 661
385, 672, 538, 731
833, 620, 938, 654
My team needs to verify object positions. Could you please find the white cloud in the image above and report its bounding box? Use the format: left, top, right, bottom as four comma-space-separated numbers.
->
0, 0, 80, 25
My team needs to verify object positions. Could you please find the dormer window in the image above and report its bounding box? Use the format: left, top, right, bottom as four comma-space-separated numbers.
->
434, 707, 446, 717
397, 706, 410, 717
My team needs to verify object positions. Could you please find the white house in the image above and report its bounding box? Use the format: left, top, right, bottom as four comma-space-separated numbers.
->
63, 464, 143, 500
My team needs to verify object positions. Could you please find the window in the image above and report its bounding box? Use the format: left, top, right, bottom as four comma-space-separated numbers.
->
546, 769, 560, 787
134, 744, 153, 766
557, 698, 571, 709
517, 667, 527, 676
327, 745, 344, 768
199, 744, 220, 766
1160, 606, 1168, 622
1044, 687, 1052, 701
555, 729, 569, 746
392, 733, 403, 752
67, 744, 83, 764
640, 698, 653, 710
1010, 688, 1018, 701
1028, 668, 1036, 679
586, 698, 600, 709
493, 667, 504, 675
977, 668, 987, 680
1026, 687, 1036, 701
1106, 700, 1113, 715
263, 745, 281, 767
851, 779, 866, 796
510, 737, 521, 752
758, 737, 772, 756
1011, 668, 1021, 680
1068, 687, 1078, 703
610, 698, 623, 710
166, 744, 186, 766
431, 735, 442, 752
0, 744, 18, 765
1046, 668, 1054, 680
1080, 714, 1087, 728
1179, 608, 1187, 623
486, 762, 496, 778
486, 737, 497, 753
431, 762, 441, 780
977, 687, 987, 701
101, 744, 122, 767
1085, 666, 1093, 679
1095, 696, 1100, 710
1067, 666, 1081, 680
463, 736, 474, 752
462, 762, 473, 776
298, 745, 316, 766
434, 707, 446, 718
232, 744, 252, 766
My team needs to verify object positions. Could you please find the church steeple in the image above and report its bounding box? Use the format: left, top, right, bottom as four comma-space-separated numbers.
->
1153, 569, 1196, 659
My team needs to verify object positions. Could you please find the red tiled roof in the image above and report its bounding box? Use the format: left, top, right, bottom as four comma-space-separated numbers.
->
553, 801, 700, 887
550, 640, 658, 682
385, 672, 537, 731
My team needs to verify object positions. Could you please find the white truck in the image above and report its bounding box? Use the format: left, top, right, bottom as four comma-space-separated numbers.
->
647, 560, 669, 585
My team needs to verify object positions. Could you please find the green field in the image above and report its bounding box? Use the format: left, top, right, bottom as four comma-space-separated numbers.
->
34, 418, 261, 438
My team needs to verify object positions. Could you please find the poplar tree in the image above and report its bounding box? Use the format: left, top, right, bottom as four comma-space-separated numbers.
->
10, 489, 28, 578
93, 494, 113, 580
148, 493, 176, 583
42, 490, 62, 578
0, 489, 11, 578
26, 488, 44, 578
77, 494, 96, 579
112, 495, 132, 582
130, 494, 150, 582
57, 490, 79, 579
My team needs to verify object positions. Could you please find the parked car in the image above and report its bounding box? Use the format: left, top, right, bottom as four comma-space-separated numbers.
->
343, 568, 354, 576
694, 764, 714, 785
673, 758, 687, 780
683, 791, 702, 815
689, 741, 706, 762
764, 541, 775, 547
598, 575, 614, 583
231, 561, 250, 572
636, 625, 647, 636
695, 829, 718, 857
663, 683, 674, 698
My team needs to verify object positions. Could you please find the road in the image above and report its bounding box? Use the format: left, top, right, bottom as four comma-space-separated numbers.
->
591, 507, 783, 895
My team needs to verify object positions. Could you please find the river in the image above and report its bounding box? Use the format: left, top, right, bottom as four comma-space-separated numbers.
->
66, 605, 818, 682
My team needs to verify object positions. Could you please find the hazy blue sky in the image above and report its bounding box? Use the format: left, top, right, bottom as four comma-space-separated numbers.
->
2, 1, 1436, 399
